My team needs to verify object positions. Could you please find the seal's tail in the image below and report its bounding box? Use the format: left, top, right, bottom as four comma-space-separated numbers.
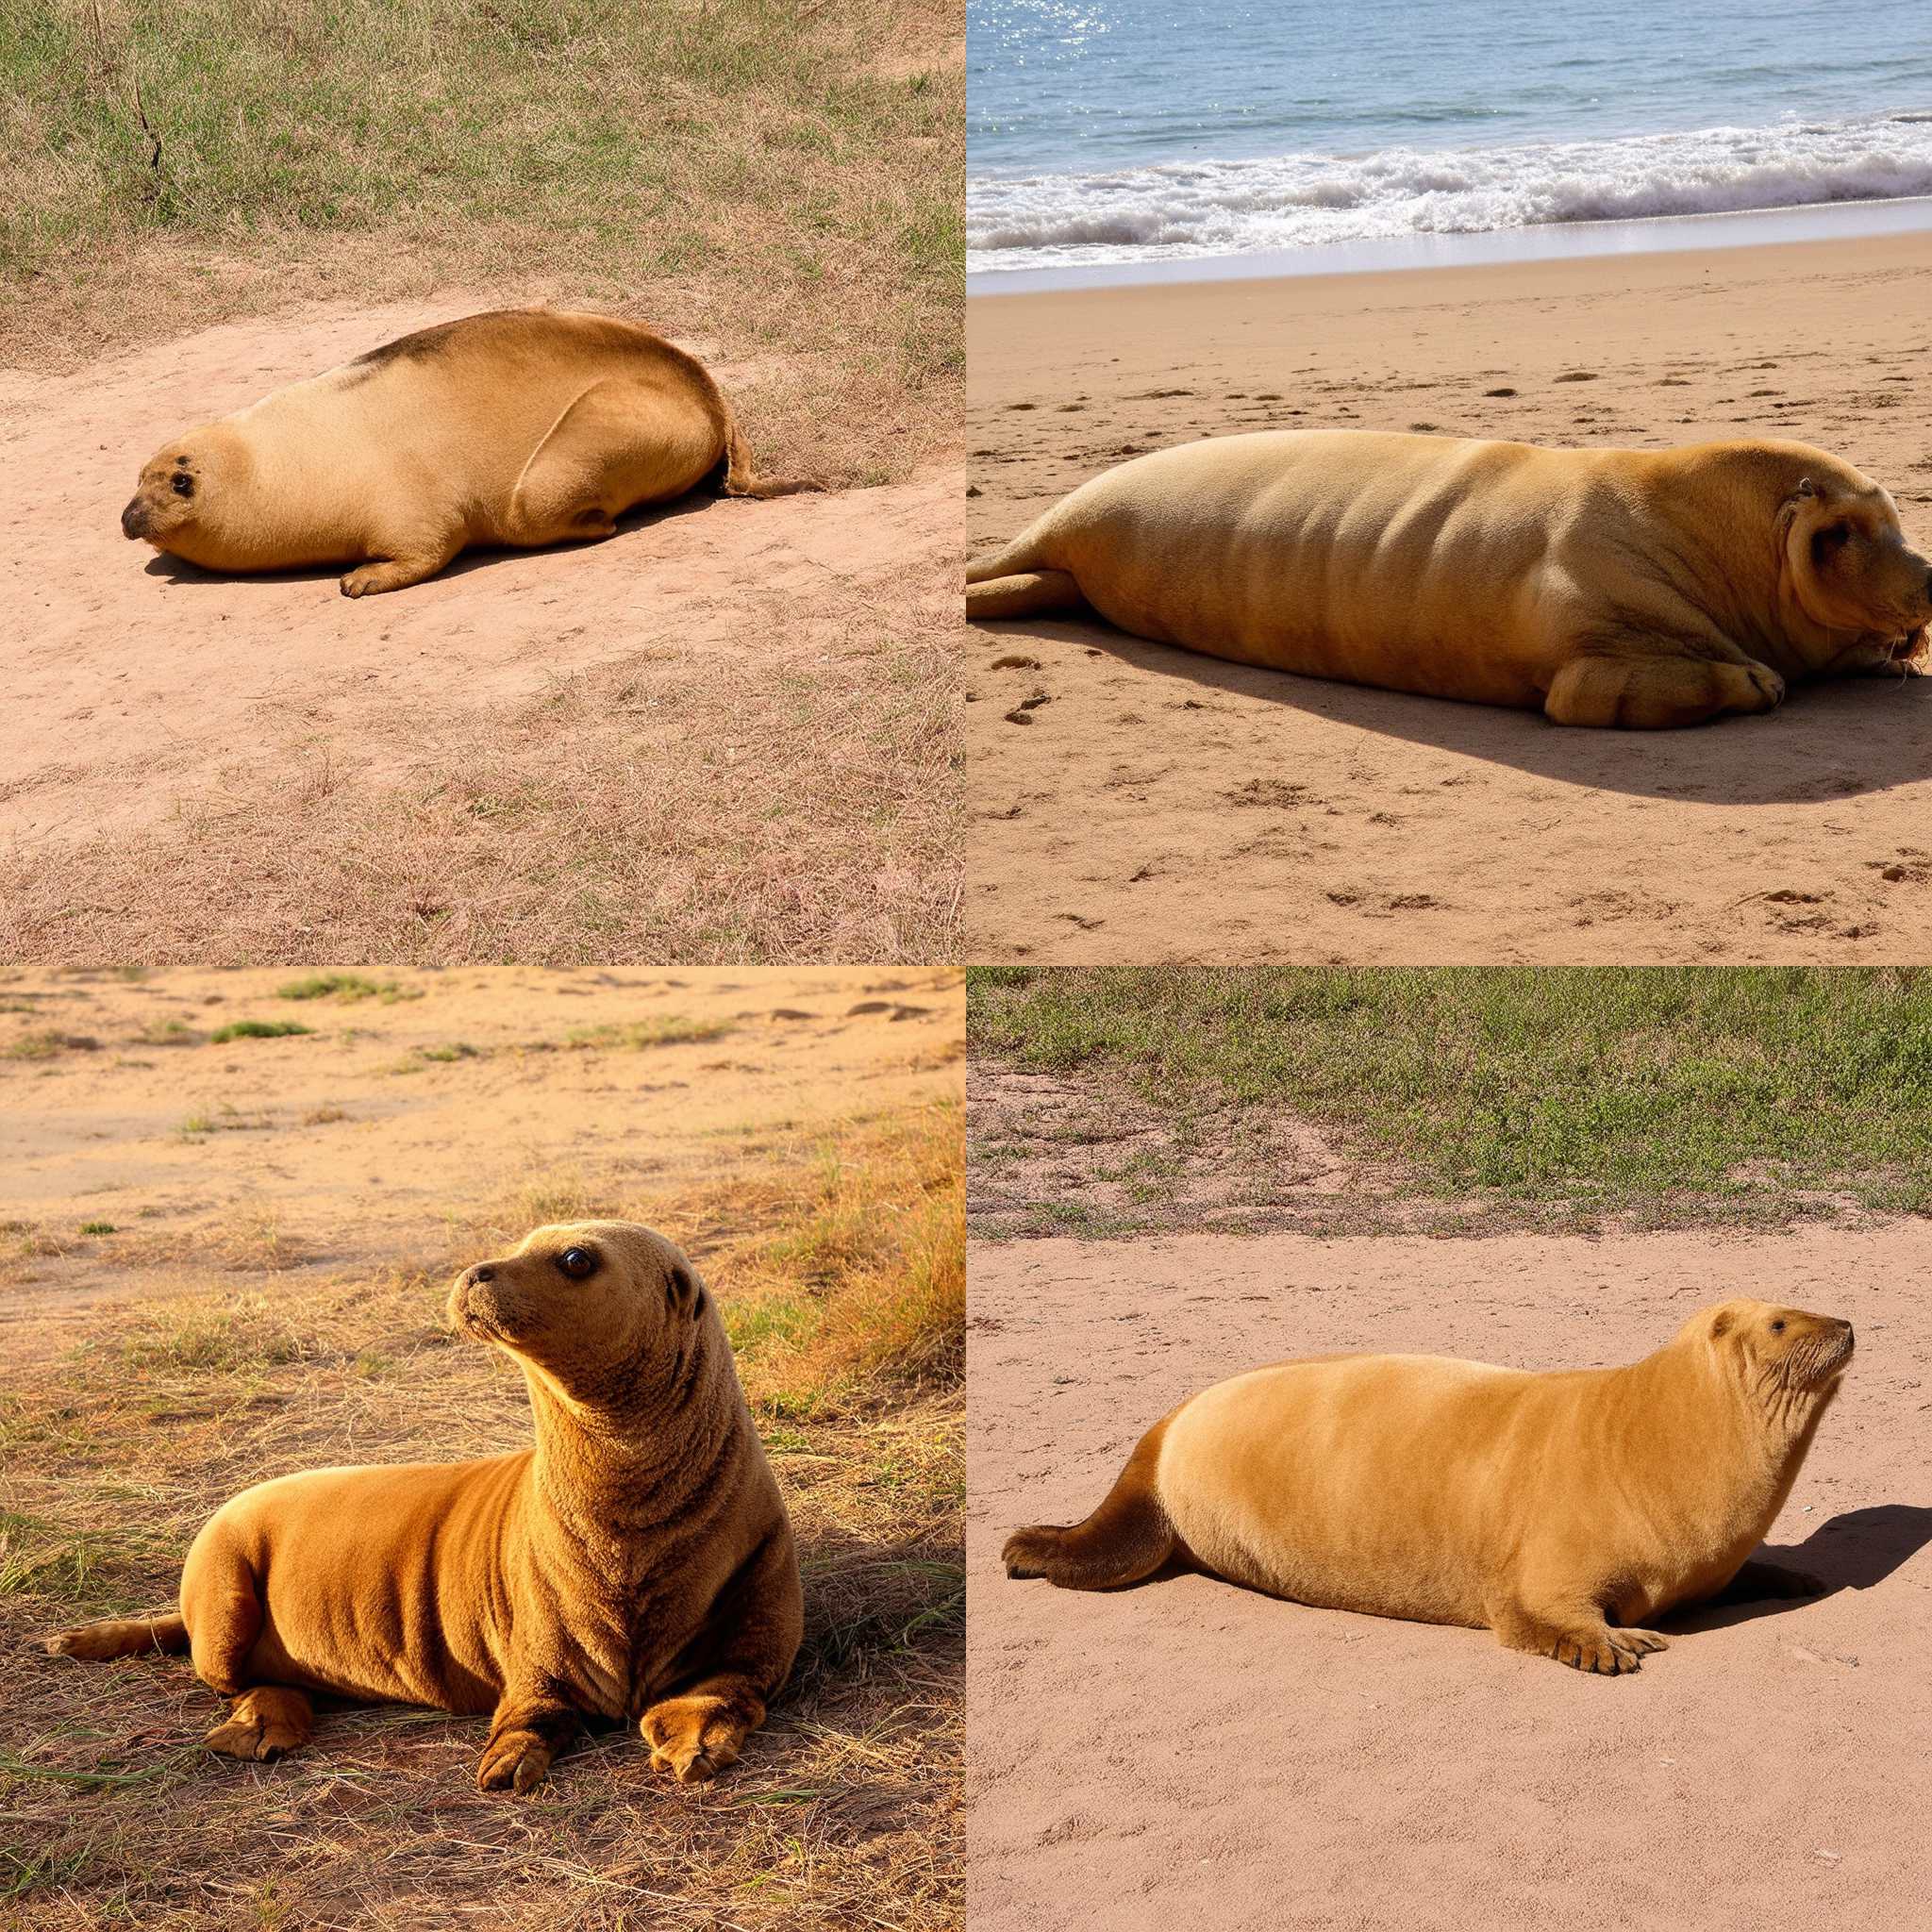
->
1003, 1413, 1176, 1590
719, 423, 824, 500
44, 1613, 189, 1660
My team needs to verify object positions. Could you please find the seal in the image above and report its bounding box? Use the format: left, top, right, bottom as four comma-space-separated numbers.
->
966, 431, 1932, 727
45, 1221, 803, 1790
1004, 1299, 1852, 1674
122, 308, 818, 596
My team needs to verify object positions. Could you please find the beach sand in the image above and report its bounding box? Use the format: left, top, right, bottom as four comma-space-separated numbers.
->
968, 1224, 1932, 1931
966, 226, 1932, 962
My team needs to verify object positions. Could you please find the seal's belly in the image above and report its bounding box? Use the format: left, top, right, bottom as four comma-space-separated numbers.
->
1158, 1359, 1521, 1628
1064, 466, 1561, 708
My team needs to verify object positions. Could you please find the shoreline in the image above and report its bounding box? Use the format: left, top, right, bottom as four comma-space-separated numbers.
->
967, 191, 1932, 295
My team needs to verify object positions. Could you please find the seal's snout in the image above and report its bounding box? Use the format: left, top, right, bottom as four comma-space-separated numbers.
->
121, 498, 148, 541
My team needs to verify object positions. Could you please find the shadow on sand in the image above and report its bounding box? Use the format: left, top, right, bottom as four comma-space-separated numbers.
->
974, 614, 1932, 806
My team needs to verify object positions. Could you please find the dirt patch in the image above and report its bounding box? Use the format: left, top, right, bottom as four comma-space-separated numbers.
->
968, 1224, 1932, 1931
968, 1059, 1442, 1239
1, 300, 961, 962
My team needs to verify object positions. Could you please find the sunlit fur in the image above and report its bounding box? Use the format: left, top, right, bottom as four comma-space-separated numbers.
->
1005, 1297, 1852, 1676
121, 308, 816, 597
966, 431, 1932, 728
45, 1222, 802, 1790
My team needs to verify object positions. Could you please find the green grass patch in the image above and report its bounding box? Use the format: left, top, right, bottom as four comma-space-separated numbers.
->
563, 1017, 733, 1051
2, 1031, 97, 1060
77, 1222, 115, 1237
0, 0, 961, 483
0, 1510, 127, 1606
276, 972, 419, 1004
207, 1020, 312, 1043
970, 966, 1932, 1225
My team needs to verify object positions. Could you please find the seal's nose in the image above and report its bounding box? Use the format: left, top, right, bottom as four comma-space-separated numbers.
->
121, 499, 147, 541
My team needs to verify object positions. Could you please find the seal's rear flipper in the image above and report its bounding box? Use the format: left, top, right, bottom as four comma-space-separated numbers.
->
1003, 1414, 1175, 1590
45, 1613, 189, 1660
719, 425, 824, 499
966, 569, 1086, 621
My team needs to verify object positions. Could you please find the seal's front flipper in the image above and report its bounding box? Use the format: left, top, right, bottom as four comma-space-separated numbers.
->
1492, 1603, 1666, 1674
965, 569, 1087, 621
205, 1684, 314, 1761
1543, 651, 1784, 729
640, 1526, 801, 1783
476, 1694, 583, 1794
341, 543, 460, 597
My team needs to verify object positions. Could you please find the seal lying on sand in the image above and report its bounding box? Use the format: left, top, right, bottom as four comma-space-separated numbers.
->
966, 431, 1932, 727
47, 1223, 802, 1790
1006, 1298, 1852, 1674
122, 308, 817, 596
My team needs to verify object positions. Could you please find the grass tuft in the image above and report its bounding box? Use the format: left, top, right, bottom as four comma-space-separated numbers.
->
207, 1019, 312, 1043
276, 972, 419, 1004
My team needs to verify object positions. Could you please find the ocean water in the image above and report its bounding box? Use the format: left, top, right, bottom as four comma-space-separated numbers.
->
967, 0, 1932, 275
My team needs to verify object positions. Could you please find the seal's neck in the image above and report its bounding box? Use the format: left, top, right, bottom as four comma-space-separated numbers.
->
517, 1324, 746, 1550
1619, 1339, 1838, 1549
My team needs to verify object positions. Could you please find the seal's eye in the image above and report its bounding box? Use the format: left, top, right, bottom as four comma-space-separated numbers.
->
171, 473, 193, 498
1771, 1319, 1787, 1334
1812, 522, 1851, 560
557, 1245, 597, 1281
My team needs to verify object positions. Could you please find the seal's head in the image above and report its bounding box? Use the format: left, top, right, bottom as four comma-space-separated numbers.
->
1776, 458, 1932, 672
121, 434, 218, 550
447, 1220, 708, 1408
1698, 1296, 1855, 1418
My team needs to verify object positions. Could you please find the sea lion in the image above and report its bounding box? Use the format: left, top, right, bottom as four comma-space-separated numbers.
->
46, 1221, 802, 1790
965, 431, 1932, 727
122, 308, 817, 596
1005, 1298, 1852, 1674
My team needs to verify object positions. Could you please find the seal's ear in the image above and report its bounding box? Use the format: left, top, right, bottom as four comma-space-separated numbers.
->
1709, 1308, 1733, 1341
668, 1259, 705, 1318
1794, 476, 1817, 500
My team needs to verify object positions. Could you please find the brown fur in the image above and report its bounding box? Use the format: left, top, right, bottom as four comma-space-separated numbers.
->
46, 1223, 802, 1790
967, 431, 1932, 728
1005, 1299, 1852, 1674
121, 308, 821, 597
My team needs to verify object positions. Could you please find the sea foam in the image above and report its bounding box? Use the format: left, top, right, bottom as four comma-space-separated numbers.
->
967, 113, 1932, 273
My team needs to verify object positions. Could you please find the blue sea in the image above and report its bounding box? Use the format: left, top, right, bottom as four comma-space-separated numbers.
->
967, 0, 1932, 276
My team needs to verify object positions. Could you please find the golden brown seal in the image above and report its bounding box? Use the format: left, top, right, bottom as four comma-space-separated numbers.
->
46, 1221, 802, 1790
966, 431, 1932, 727
1005, 1298, 1852, 1674
122, 308, 818, 596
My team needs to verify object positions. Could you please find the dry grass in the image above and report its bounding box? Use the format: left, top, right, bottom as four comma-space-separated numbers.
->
0, 612, 960, 965
0, 1104, 963, 1929
1, 0, 963, 486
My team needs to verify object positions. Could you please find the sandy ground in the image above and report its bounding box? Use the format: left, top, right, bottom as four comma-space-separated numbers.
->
0, 963, 961, 1358
967, 1225, 1932, 1931
2, 298, 958, 955
966, 226, 1932, 962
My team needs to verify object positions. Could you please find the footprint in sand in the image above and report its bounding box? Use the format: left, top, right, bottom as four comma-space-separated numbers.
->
1483, 386, 1517, 397
1554, 371, 1598, 383
991, 654, 1041, 670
